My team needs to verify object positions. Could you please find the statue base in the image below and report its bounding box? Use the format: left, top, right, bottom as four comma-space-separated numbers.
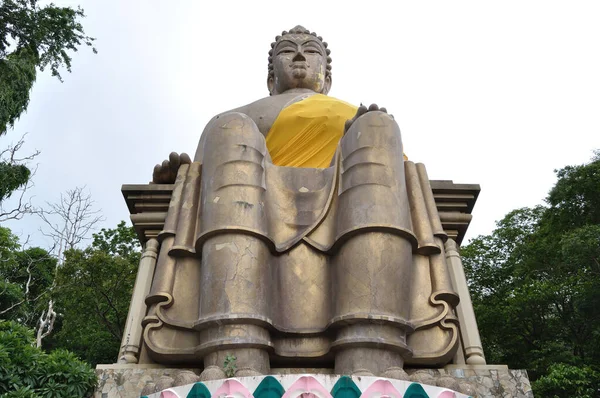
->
95, 364, 533, 397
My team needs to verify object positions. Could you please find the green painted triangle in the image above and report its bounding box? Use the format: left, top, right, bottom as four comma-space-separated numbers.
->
331, 376, 361, 398
253, 376, 285, 398
186, 382, 211, 398
404, 382, 430, 398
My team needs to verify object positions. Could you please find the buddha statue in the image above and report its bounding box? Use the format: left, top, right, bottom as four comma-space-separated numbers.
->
143, 25, 460, 380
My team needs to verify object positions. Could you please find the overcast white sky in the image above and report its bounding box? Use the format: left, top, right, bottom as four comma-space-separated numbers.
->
3, 0, 600, 248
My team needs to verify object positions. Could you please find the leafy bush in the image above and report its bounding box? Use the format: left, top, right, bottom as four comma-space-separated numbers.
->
532, 363, 600, 398
462, 153, 600, 395
0, 321, 96, 397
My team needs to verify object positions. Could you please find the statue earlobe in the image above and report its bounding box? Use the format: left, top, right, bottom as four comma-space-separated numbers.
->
267, 76, 276, 96
322, 75, 332, 95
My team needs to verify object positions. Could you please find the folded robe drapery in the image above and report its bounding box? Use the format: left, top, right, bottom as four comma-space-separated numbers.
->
142, 110, 457, 367
143, 166, 459, 366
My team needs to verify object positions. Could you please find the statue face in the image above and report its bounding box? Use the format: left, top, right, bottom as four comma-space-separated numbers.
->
269, 34, 331, 95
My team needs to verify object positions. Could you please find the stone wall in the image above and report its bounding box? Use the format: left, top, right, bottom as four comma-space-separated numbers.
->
408, 366, 533, 398
95, 365, 533, 397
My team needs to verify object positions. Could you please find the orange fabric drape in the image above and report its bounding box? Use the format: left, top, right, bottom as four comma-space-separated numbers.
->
266, 94, 358, 168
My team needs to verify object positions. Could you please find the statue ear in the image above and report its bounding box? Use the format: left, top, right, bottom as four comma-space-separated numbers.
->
267, 76, 276, 96
322, 75, 332, 95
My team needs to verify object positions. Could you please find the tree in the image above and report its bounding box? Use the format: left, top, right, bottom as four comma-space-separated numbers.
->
461, 152, 600, 397
0, 221, 139, 368
0, 0, 96, 133
0, 320, 97, 397
0, 0, 95, 215
0, 227, 56, 329
47, 221, 141, 365
532, 363, 600, 398
37, 186, 104, 265
0, 134, 38, 222
1, 187, 104, 347
31, 186, 103, 347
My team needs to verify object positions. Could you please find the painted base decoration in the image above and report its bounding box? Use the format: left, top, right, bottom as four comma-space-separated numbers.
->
142, 374, 470, 398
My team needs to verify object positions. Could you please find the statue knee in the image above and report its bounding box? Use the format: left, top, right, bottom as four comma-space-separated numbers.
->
196, 112, 267, 164
206, 112, 264, 146
343, 111, 402, 151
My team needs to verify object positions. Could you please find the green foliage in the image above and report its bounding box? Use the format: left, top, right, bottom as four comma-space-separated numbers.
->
47, 221, 141, 365
0, 0, 95, 205
545, 151, 600, 229
462, 153, 600, 396
0, 162, 30, 202
2, 386, 37, 398
0, 227, 56, 326
1, 221, 140, 369
0, 226, 19, 261
0, 47, 36, 136
0, 280, 25, 317
0, 320, 96, 397
223, 354, 237, 378
532, 363, 600, 398
0, 0, 95, 134
91, 221, 141, 260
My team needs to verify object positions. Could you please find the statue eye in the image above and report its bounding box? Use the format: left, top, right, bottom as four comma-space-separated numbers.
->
277, 49, 295, 55
305, 48, 321, 55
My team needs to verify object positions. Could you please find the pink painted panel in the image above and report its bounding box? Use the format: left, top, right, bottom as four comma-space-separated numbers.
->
213, 379, 255, 398
160, 389, 181, 398
282, 376, 332, 398
360, 380, 403, 398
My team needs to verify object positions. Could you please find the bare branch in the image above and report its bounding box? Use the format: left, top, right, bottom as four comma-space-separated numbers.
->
0, 133, 39, 222
36, 186, 104, 265
36, 300, 56, 348
0, 235, 53, 316
2, 133, 40, 162
0, 295, 26, 315
0, 166, 36, 221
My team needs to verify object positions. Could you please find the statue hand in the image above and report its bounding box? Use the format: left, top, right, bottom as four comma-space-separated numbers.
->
152, 152, 191, 184
344, 103, 390, 134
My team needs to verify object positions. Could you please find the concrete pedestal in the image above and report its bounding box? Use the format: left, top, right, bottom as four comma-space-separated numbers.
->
95, 364, 533, 397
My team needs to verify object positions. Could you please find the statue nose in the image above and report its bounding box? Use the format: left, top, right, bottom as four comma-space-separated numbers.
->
292, 51, 306, 62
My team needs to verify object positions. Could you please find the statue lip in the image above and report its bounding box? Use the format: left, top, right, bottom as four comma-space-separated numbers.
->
291, 62, 308, 69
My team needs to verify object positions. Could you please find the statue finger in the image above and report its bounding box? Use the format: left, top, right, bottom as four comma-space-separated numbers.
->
152, 164, 162, 182
356, 104, 368, 119
169, 152, 181, 170
344, 119, 353, 133
161, 160, 170, 170
180, 153, 192, 164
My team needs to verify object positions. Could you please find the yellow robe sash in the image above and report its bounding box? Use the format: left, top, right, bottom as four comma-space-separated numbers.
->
266, 94, 357, 168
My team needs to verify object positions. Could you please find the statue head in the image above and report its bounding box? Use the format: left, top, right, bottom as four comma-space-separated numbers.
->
267, 26, 332, 96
